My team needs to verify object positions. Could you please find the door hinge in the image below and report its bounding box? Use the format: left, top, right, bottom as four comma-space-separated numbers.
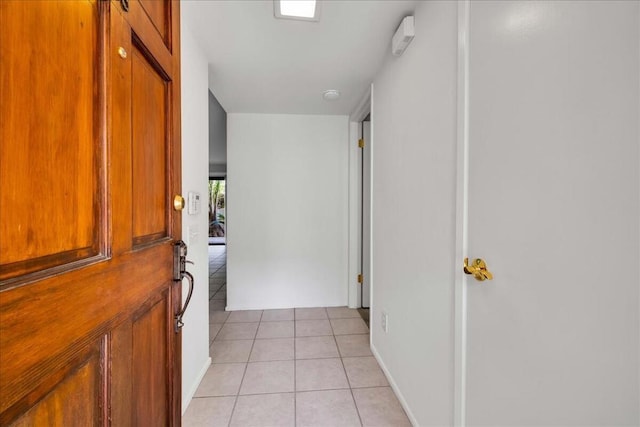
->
357, 274, 363, 283
358, 139, 365, 148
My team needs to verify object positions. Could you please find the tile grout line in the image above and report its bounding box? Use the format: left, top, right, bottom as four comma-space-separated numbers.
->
192, 385, 395, 400
218, 249, 236, 427
226, 313, 257, 426
332, 314, 366, 427
212, 335, 372, 362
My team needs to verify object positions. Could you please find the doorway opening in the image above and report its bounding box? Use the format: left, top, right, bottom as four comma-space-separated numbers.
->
358, 114, 371, 325
208, 178, 226, 245
208, 177, 227, 314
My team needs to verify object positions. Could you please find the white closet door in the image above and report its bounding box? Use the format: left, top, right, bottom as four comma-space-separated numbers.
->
464, 1, 639, 424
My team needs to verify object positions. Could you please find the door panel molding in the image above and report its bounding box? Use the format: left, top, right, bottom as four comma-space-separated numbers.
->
0, 251, 108, 291
0, 340, 103, 426
132, 294, 170, 426
120, 0, 174, 79
138, 0, 170, 48
131, 39, 171, 246
0, 0, 109, 286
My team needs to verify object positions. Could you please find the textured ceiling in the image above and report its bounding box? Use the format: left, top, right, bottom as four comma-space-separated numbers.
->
182, 0, 420, 115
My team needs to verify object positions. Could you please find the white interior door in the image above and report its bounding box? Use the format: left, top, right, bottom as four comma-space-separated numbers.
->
464, 1, 639, 425
362, 119, 372, 308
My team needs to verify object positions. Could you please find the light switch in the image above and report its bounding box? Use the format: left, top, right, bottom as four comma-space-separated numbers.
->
187, 191, 201, 215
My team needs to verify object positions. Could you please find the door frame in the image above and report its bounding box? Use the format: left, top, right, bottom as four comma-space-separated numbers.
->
453, 1, 471, 425
360, 117, 371, 309
348, 87, 372, 309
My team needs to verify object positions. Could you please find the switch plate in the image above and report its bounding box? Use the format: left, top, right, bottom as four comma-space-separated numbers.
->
187, 191, 201, 215
381, 311, 388, 333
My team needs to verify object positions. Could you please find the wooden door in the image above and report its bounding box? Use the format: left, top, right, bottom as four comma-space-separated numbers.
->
0, 0, 183, 425
462, 1, 639, 424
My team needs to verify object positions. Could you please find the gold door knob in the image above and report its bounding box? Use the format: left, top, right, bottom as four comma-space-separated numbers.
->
173, 195, 185, 211
463, 257, 493, 281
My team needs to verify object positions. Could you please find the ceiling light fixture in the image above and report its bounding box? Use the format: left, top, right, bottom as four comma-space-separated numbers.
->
274, 0, 320, 22
322, 89, 340, 101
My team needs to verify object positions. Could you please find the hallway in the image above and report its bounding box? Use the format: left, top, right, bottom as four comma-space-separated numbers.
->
208, 245, 227, 312
182, 246, 410, 426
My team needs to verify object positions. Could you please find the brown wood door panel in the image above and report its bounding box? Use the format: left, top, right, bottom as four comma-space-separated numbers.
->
109, 320, 133, 426
137, 0, 170, 48
0, 0, 182, 425
109, 287, 178, 426
131, 43, 169, 245
133, 293, 170, 426
2, 341, 103, 426
126, 0, 174, 77
10, 354, 102, 427
12, 359, 101, 427
0, 0, 106, 283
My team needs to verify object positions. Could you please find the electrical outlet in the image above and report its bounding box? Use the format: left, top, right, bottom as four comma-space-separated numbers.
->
381, 311, 389, 333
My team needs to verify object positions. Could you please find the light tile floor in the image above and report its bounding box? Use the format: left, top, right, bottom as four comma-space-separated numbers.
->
183, 245, 411, 427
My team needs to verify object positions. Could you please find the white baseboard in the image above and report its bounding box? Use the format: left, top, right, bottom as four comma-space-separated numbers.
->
370, 344, 419, 427
182, 356, 212, 415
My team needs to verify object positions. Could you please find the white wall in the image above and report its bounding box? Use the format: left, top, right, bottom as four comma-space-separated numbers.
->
180, 25, 211, 411
369, 1, 458, 425
227, 114, 349, 310
209, 90, 227, 176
